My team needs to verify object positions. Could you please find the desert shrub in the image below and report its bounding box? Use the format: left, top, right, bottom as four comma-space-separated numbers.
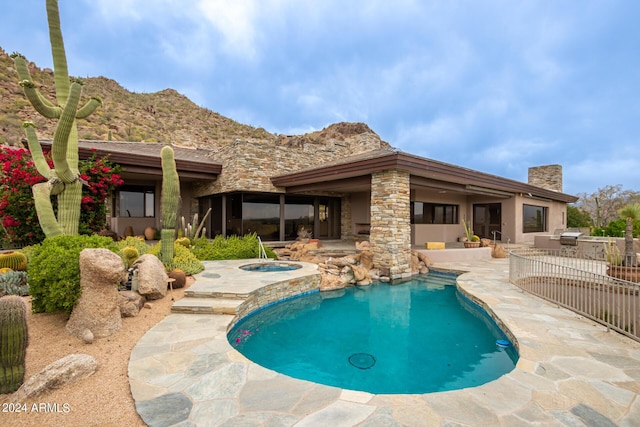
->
149, 241, 204, 275
28, 235, 118, 313
191, 233, 277, 260
115, 236, 150, 255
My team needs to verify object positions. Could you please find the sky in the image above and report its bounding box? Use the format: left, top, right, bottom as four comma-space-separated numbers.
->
1, 0, 639, 197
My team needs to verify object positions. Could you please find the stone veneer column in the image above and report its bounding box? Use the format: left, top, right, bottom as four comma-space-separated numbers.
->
341, 195, 353, 240
370, 169, 412, 279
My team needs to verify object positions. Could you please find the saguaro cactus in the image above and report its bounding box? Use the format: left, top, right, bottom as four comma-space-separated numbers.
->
0, 295, 29, 394
10, 0, 101, 237
160, 146, 180, 265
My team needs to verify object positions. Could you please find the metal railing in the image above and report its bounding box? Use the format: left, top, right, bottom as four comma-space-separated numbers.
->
509, 248, 640, 342
257, 236, 269, 261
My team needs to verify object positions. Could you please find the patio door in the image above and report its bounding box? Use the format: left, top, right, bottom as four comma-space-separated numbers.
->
473, 203, 501, 240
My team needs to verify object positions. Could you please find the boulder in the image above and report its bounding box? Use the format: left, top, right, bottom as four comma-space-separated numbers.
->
415, 251, 433, 266
132, 254, 168, 300
118, 290, 146, 317
319, 271, 346, 291
66, 249, 124, 340
358, 250, 374, 270
352, 265, 370, 282
12, 354, 98, 401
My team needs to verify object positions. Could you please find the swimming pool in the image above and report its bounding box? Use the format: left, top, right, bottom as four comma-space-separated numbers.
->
229, 272, 518, 394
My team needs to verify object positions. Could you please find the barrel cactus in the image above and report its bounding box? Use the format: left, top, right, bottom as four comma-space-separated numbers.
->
175, 237, 191, 248
160, 146, 180, 266
0, 251, 28, 272
0, 295, 29, 394
120, 246, 140, 268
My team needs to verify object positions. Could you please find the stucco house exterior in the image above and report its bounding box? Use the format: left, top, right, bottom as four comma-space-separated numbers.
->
43, 122, 578, 279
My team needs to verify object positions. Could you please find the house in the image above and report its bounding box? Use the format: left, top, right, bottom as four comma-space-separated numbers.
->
42, 123, 578, 279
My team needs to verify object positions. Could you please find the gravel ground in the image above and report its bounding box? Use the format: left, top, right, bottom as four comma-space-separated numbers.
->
0, 281, 191, 427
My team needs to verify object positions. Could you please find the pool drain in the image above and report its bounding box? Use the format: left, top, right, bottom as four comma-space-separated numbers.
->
348, 353, 376, 369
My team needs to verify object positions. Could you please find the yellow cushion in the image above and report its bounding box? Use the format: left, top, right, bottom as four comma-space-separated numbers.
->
425, 242, 445, 250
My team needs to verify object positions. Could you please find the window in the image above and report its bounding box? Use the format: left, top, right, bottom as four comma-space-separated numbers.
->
523, 204, 547, 233
411, 202, 459, 224
119, 186, 155, 217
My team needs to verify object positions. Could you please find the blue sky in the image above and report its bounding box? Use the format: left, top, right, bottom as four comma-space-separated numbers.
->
1, 1, 639, 196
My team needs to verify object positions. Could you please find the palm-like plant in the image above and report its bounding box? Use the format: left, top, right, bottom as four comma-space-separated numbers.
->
618, 203, 640, 266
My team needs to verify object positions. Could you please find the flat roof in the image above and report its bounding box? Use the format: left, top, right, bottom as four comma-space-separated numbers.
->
272, 149, 579, 203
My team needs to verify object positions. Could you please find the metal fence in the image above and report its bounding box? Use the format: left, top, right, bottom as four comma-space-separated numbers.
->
509, 248, 640, 342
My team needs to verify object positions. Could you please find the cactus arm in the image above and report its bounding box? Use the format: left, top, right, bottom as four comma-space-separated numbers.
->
11, 54, 61, 118
23, 122, 53, 179
75, 97, 102, 119
194, 208, 212, 239
19, 80, 62, 119
51, 82, 81, 183
46, 0, 70, 104
32, 183, 63, 237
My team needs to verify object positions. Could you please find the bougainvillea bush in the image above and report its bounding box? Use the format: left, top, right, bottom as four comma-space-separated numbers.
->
0, 146, 124, 247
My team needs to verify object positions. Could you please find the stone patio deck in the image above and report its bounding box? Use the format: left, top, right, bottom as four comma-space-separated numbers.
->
128, 257, 640, 426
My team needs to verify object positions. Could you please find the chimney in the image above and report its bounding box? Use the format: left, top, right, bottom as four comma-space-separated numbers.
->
528, 164, 562, 192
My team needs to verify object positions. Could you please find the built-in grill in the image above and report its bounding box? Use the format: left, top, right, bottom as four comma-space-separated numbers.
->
559, 231, 582, 246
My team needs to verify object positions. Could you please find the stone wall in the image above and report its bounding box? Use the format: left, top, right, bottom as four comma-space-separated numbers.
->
341, 195, 353, 240
193, 127, 387, 197
528, 164, 563, 192
233, 274, 321, 322
370, 169, 412, 279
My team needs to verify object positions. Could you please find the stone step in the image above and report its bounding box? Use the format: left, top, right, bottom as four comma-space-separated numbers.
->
184, 289, 250, 300
171, 298, 243, 315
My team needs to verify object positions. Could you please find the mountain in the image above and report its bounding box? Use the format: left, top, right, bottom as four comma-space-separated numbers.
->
0, 46, 389, 152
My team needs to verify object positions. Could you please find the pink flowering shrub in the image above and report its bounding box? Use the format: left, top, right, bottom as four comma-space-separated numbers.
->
0, 146, 124, 247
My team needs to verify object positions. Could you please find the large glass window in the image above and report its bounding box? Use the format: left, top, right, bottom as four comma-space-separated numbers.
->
523, 204, 547, 233
411, 202, 458, 224
284, 196, 314, 240
119, 186, 154, 217
242, 193, 280, 240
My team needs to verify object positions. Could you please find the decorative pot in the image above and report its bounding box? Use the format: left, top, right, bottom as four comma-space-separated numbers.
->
606, 264, 640, 282
464, 241, 481, 248
144, 226, 157, 240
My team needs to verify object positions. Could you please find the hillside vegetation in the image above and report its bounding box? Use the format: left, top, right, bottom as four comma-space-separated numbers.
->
0, 47, 386, 151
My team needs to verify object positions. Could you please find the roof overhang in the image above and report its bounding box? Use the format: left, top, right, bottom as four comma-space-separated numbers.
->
39, 140, 222, 181
272, 151, 579, 203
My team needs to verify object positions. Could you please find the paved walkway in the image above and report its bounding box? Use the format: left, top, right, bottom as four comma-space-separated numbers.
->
129, 258, 640, 426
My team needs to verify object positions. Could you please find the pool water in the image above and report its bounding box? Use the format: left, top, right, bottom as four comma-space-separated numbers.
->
240, 262, 302, 272
229, 272, 518, 394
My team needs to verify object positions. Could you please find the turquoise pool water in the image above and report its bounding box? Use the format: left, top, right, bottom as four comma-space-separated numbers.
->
229, 272, 518, 394
240, 262, 302, 272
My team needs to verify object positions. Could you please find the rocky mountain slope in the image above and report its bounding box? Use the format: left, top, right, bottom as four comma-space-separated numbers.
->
0, 47, 389, 152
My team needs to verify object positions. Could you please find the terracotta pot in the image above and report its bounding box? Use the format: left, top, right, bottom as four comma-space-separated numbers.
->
144, 226, 157, 240
606, 264, 640, 282
464, 241, 481, 248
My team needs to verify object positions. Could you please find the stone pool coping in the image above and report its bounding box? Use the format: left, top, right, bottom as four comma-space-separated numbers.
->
128, 258, 640, 426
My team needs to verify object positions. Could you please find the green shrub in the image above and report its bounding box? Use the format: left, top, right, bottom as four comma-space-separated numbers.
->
191, 233, 277, 260
149, 241, 204, 275
114, 236, 150, 255
28, 235, 118, 313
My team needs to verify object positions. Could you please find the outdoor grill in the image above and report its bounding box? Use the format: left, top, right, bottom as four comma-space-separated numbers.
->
559, 231, 582, 246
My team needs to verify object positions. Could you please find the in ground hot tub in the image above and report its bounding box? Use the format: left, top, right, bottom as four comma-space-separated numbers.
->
240, 262, 302, 272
